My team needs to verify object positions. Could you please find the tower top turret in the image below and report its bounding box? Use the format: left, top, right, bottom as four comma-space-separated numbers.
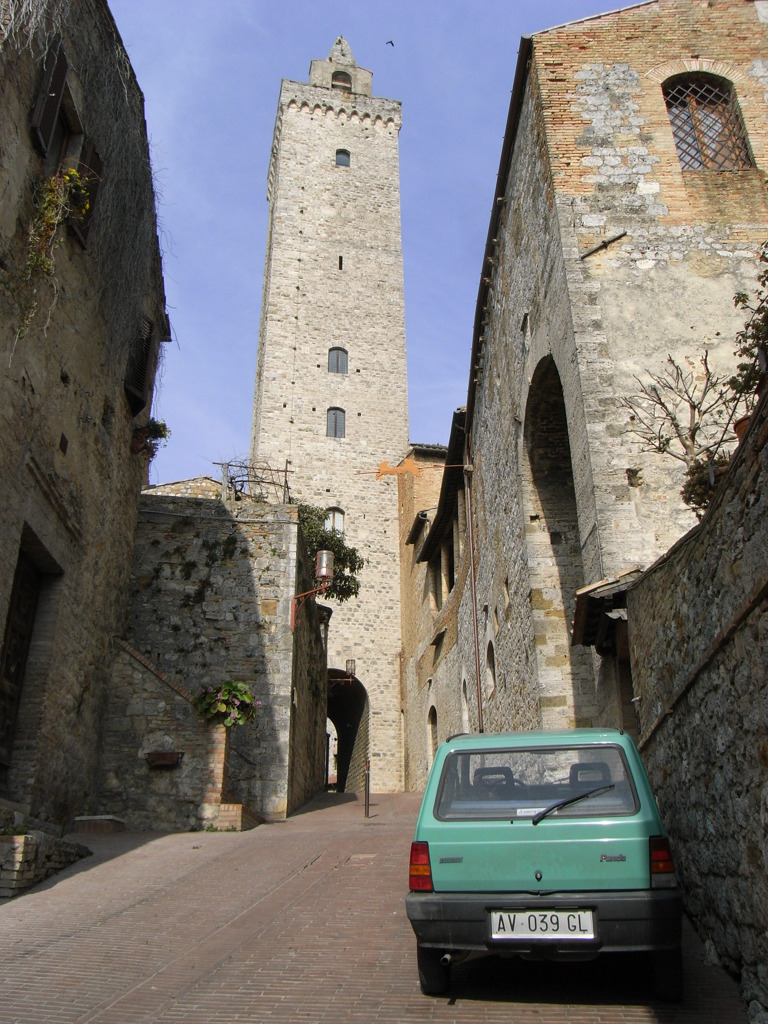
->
327, 36, 355, 65
309, 37, 372, 96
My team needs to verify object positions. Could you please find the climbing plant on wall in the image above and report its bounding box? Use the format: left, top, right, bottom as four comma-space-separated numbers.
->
297, 503, 366, 603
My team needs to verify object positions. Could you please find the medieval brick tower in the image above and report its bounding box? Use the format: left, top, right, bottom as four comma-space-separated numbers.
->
250, 38, 409, 792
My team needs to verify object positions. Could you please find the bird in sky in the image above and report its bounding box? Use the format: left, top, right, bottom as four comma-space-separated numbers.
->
386, 39, 394, 46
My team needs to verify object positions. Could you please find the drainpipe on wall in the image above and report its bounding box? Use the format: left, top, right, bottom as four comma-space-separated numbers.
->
463, 455, 484, 733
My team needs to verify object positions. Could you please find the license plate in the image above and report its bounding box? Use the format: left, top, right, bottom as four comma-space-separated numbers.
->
490, 909, 595, 940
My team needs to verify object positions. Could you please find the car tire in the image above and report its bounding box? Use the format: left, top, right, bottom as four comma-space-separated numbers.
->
416, 944, 450, 995
652, 947, 683, 1002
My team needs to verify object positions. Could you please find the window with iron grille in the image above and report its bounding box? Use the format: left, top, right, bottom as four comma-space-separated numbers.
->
663, 74, 753, 171
328, 347, 348, 374
326, 407, 345, 438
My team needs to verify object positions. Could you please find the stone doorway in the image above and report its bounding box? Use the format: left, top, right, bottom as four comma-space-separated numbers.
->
0, 552, 41, 769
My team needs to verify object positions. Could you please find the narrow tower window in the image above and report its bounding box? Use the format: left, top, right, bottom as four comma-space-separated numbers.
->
328, 347, 348, 374
335, 149, 350, 168
326, 407, 345, 438
325, 507, 345, 534
486, 641, 496, 697
663, 74, 752, 171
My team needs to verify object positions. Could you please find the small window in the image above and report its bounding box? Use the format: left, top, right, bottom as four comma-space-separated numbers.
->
486, 641, 496, 697
429, 555, 442, 612
31, 37, 69, 157
332, 71, 352, 92
325, 507, 344, 534
69, 139, 102, 246
124, 318, 154, 415
335, 149, 350, 168
326, 407, 345, 438
663, 74, 752, 171
328, 347, 348, 374
427, 707, 438, 766
30, 38, 101, 243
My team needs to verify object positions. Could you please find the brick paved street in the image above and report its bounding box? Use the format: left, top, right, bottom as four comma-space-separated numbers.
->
0, 792, 747, 1023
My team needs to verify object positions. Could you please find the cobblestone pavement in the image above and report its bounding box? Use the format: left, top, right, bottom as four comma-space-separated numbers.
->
0, 792, 747, 1023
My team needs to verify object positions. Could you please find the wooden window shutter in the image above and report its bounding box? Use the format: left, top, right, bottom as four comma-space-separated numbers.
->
124, 319, 153, 416
30, 38, 68, 156
69, 139, 103, 246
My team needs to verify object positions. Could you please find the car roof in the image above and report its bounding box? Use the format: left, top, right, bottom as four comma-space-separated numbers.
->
439, 729, 628, 752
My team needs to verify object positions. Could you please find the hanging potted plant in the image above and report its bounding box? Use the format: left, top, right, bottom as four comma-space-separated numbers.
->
131, 418, 170, 458
193, 681, 261, 727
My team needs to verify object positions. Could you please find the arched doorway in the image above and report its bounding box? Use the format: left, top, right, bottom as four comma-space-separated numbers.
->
325, 718, 338, 788
327, 668, 369, 793
522, 356, 595, 726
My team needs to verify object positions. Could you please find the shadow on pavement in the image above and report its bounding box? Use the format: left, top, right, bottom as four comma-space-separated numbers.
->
436, 916, 746, 1021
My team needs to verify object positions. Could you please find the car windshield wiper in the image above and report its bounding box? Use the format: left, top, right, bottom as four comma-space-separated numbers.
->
530, 784, 615, 825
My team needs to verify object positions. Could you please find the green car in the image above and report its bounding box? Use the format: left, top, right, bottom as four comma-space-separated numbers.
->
406, 729, 682, 1000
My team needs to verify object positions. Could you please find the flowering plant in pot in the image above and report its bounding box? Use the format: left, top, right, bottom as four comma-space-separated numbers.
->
131, 418, 170, 458
193, 680, 260, 727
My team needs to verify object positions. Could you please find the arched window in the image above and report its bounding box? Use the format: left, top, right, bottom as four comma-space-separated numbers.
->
326, 407, 345, 438
335, 148, 350, 168
325, 507, 344, 534
486, 641, 496, 697
663, 74, 752, 171
328, 347, 348, 374
332, 71, 352, 92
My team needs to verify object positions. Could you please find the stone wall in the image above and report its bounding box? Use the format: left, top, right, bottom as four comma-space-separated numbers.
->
628, 393, 768, 1020
0, 0, 166, 830
99, 642, 230, 831
98, 492, 327, 824
0, 832, 90, 899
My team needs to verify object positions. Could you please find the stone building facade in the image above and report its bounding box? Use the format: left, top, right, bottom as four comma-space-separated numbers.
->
0, 0, 167, 832
399, 2, 768, 1015
403, 0, 768, 784
250, 39, 409, 792
97, 483, 328, 826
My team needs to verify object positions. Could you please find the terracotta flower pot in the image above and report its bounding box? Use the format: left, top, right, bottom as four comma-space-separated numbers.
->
734, 414, 751, 443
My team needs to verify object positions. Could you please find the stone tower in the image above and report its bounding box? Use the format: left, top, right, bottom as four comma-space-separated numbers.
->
250, 38, 409, 792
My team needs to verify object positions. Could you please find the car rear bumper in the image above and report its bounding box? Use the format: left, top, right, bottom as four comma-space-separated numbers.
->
406, 888, 682, 956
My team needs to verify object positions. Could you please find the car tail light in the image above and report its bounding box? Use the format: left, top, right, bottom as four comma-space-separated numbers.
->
649, 835, 678, 888
409, 841, 433, 892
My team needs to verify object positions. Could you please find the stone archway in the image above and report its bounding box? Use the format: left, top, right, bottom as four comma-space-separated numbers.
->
522, 356, 596, 727
327, 669, 369, 793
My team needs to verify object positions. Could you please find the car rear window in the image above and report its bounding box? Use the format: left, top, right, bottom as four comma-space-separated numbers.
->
435, 744, 639, 821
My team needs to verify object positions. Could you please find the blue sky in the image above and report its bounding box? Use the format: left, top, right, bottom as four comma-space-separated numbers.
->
107, 0, 627, 485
